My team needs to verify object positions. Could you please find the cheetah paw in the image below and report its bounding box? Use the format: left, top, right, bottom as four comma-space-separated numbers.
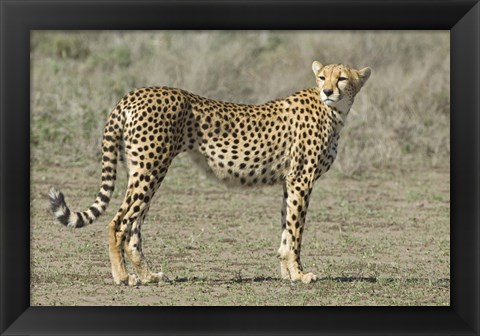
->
300, 272, 318, 284
150, 271, 169, 283
127, 273, 141, 286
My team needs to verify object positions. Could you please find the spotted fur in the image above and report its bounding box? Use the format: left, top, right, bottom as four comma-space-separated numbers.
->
49, 62, 371, 285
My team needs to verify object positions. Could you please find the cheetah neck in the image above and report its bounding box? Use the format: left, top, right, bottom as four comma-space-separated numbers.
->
328, 99, 352, 131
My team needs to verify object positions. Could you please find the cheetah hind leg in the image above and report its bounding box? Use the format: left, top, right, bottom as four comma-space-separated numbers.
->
123, 216, 169, 285
109, 177, 169, 285
120, 182, 170, 285
107, 211, 143, 286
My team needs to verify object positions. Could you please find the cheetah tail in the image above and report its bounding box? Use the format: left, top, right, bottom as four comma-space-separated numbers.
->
49, 109, 123, 228
48, 184, 115, 228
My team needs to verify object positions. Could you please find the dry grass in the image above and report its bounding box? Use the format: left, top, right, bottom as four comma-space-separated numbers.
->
31, 30, 449, 176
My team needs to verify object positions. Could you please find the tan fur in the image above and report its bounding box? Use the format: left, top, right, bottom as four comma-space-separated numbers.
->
50, 62, 370, 285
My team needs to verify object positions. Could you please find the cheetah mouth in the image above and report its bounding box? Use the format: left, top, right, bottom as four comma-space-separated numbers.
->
320, 92, 340, 105
323, 98, 337, 105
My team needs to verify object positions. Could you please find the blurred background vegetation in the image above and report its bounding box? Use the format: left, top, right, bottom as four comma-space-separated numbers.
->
31, 31, 449, 177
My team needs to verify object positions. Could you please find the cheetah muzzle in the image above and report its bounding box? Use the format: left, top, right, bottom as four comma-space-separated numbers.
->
49, 61, 371, 285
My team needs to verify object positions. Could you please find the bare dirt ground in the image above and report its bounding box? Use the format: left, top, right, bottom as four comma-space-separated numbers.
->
31, 155, 449, 306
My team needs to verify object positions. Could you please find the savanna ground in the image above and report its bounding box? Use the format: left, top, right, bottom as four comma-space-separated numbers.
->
30, 31, 450, 306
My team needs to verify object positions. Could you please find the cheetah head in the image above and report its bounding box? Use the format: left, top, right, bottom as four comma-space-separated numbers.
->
312, 61, 371, 108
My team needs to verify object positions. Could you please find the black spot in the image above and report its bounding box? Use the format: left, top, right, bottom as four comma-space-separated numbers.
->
76, 213, 85, 228
97, 192, 110, 203
89, 206, 101, 218
102, 184, 114, 192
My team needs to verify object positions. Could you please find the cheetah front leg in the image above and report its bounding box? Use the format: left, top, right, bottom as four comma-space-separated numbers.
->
279, 183, 290, 280
277, 177, 317, 284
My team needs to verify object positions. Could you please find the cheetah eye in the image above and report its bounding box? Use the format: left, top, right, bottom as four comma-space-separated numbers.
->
338, 77, 347, 81
319, 76, 325, 80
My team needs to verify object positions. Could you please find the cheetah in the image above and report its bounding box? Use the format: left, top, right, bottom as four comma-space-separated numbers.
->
49, 61, 371, 285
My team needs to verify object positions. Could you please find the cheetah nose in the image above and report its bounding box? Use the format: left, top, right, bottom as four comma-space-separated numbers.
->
323, 89, 334, 97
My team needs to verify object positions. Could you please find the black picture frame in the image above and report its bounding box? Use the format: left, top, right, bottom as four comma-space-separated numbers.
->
1, 0, 479, 335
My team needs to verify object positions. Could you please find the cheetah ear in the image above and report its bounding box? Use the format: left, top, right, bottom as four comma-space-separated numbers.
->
356, 67, 371, 87
312, 61, 324, 75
